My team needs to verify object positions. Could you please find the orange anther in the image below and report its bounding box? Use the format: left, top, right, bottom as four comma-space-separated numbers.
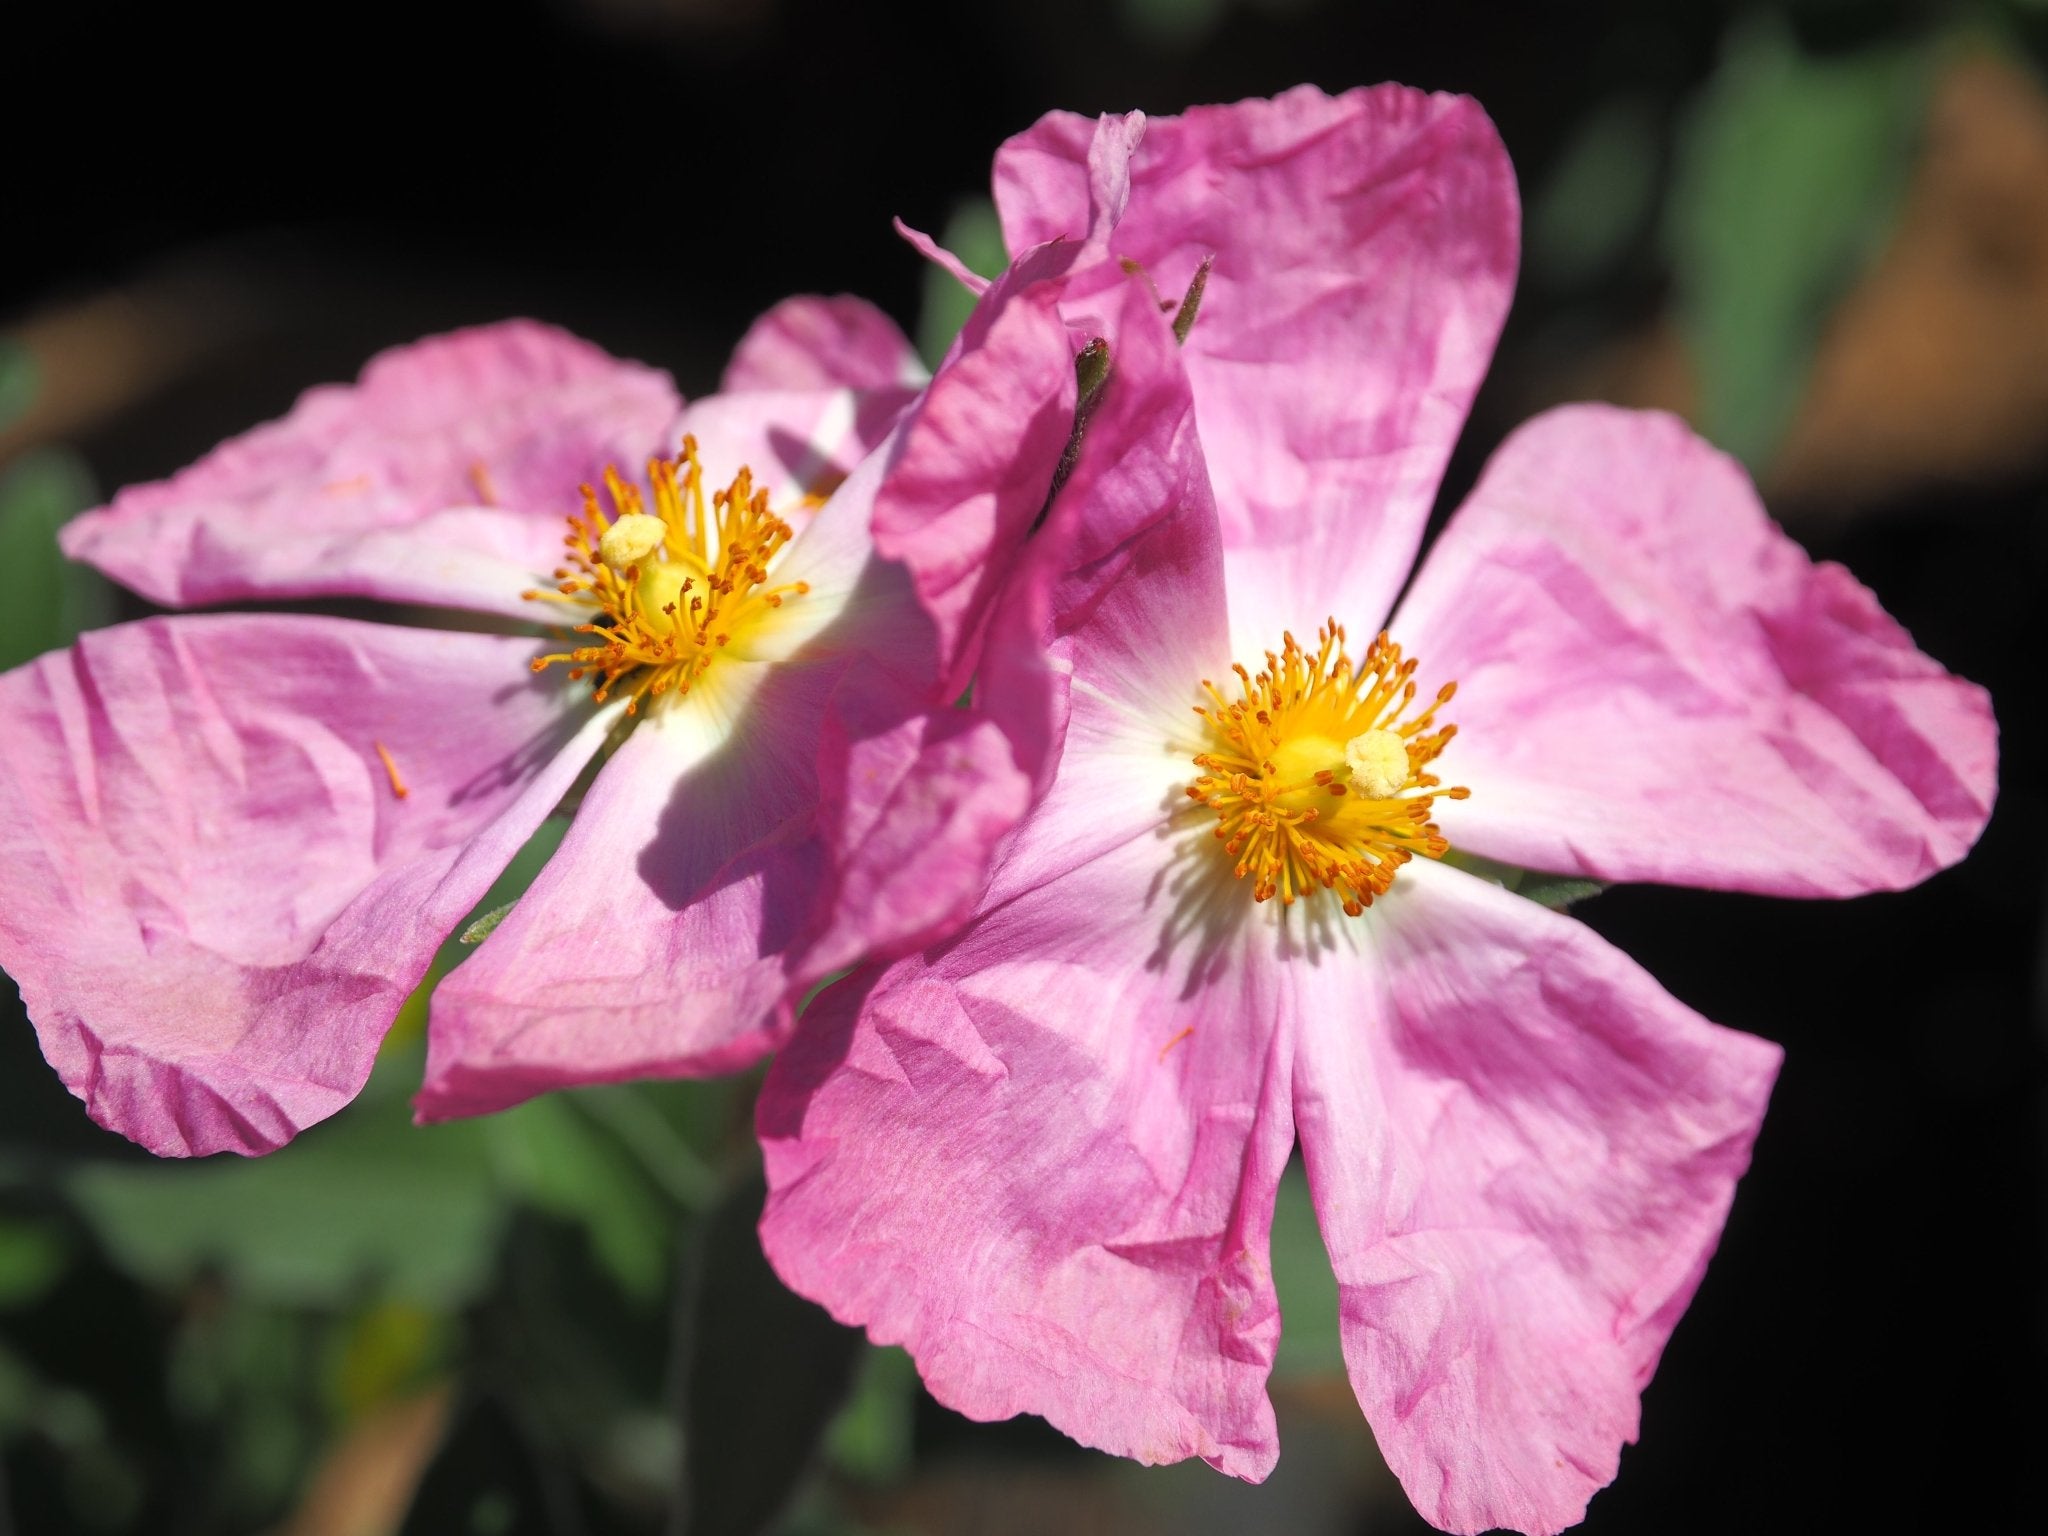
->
373, 742, 410, 801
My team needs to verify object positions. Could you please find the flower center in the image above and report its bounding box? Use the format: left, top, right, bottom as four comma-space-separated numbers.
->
1184, 623, 1467, 915
526, 435, 809, 715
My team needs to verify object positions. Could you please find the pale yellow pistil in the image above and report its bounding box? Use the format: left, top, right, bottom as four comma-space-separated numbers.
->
525, 435, 811, 716
1184, 623, 1468, 915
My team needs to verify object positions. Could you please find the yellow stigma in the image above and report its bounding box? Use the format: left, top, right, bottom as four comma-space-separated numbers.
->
524, 435, 809, 715
597, 512, 666, 569
1184, 623, 1468, 915
1345, 728, 1410, 800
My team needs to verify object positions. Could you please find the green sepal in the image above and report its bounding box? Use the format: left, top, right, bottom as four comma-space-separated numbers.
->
1441, 849, 1606, 910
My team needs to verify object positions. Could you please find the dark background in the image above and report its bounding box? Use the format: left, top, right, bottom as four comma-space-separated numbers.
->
2, 1, 2043, 1532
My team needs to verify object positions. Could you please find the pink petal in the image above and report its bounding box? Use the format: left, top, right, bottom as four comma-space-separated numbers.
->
973, 272, 1231, 897
1294, 859, 1781, 1535
797, 664, 1034, 978
867, 260, 1078, 697
761, 307, 1274, 1439
61, 321, 681, 619
677, 385, 918, 514
892, 218, 993, 300
759, 833, 1295, 1480
994, 86, 1518, 651
721, 294, 928, 393
0, 615, 606, 1156
417, 657, 845, 1119
420, 283, 1108, 1119
1394, 405, 1998, 896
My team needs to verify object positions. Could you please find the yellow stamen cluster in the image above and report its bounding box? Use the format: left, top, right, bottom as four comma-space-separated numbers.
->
526, 435, 809, 715
1185, 623, 1468, 915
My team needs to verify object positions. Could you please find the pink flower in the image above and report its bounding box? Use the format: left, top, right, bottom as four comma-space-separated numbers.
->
757, 88, 1999, 1534
0, 293, 1079, 1157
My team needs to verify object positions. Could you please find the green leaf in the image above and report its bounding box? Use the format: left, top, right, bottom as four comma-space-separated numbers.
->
913, 197, 1008, 371
1517, 872, 1607, 910
460, 902, 516, 944
1530, 97, 1661, 286
0, 342, 36, 432
0, 446, 114, 669
680, 1163, 865, 1536
68, 1081, 504, 1309
1171, 256, 1212, 345
1668, 19, 1929, 468
166, 1301, 324, 1514
1270, 1164, 1343, 1379
1440, 850, 1606, 910
387, 816, 570, 1050
822, 1346, 916, 1485
0, 1218, 67, 1309
325, 1299, 448, 1420
482, 1094, 673, 1303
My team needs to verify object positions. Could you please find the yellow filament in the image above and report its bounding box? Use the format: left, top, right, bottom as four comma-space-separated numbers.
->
524, 436, 809, 716
1184, 622, 1468, 915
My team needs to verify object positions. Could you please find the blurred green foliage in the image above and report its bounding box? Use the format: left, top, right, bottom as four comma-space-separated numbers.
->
0, 448, 113, 671
1667, 18, 1930, 468
0, 343, 36, 430
1270, 1167, 1343, 1379
1530, 96, 1663, 288
913, 198, 1008, 372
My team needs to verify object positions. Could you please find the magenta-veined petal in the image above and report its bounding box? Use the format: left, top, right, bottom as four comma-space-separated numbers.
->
974, 272, 1232, 900
721, 294, 928, 394
1292, 859, 1780, 1535
1395, 405, 1998, 896
760, 832, 1295, 1480
61, 321, 680, 619
867, 261, 1077, 697
797, 665, 1034, 979
417, 655, 845, 1119
0, 615, 607, 1156
893, 218, 993, 300
800, 271, 1223, 972
995, 86, 1518, 651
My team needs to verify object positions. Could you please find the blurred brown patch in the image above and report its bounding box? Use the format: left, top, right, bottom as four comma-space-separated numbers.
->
270, 1386, 452, 1536
845, 1375, 1405, 1536
0, 266, 263, 469
1563, 51, 2048, 519
850, 1464, 1163, 1536
1770, 50, 2048, 511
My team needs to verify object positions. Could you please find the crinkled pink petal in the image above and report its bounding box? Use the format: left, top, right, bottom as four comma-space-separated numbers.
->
61, 321, 681, 619
760, 832, 1294, 1480
418, 413, 1014, 1113
721, 294, 928, 394
1292, 859, 1781, 1535
796, 663, 1033, 979
0, 615, 606, 1156
420, 285, 1108, 1121
974, 274, 1230, 898
737, 419, 936, 686
893, 218, 993, 300
995, 85, 1518, 652
417, 656, 845, 1119
1394, 405, 1998, 896
867, 264, 1077, 696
